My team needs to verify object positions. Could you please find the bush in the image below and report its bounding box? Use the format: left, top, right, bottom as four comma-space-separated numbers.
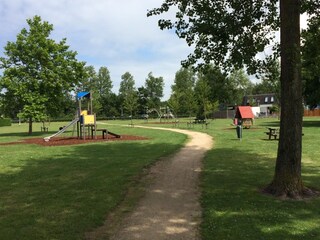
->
0, 118, 12, 127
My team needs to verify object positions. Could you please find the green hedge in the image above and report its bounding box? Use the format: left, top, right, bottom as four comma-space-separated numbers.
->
0, 118, 12, 127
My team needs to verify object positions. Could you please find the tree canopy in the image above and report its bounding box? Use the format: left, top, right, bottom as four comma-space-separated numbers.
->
148, 1, 319, 74
148, 0, 279, 73
145, 72, 164, 109
302, 16, 320, 108
169, 67, 196, 116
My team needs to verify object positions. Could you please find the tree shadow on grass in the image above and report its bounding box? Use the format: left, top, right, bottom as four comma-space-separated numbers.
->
257, 119, 320, 128
258, 121, 280, 127
0, 140, 193, 240
303, 120, 320, 128
0, 130, 61, 138
201, 148, 320, 240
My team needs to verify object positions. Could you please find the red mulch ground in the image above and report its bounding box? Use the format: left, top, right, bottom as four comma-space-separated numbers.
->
0, 135, 149, 147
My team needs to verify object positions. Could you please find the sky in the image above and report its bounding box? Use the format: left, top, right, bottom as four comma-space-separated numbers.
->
0, 1, 310, 100
0, 0, 189, 100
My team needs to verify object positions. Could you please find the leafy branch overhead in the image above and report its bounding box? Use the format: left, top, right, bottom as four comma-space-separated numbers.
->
147, 0, 319, 74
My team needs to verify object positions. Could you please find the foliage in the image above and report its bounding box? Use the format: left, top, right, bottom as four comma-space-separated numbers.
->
0, 118, 11, 126
96, 67, 113, 97
137, 86, 149, 116
123, 90, 139, 120
119, 72, 137, 116
253, 60, 280, 105
119, 72, 135, 97
147, 0, 279, 74
145, 72, 164, 109
76, 65, 96, 92
302, 16, 320, 108
167, 93, 180, 118
99, 92, 121, 117
75, 66, 114, 117
194, 77, 212, 119
0, 16, 86, 134
169, 67, 196, 116
228, 69, 254, 105
0, 81, 23, 119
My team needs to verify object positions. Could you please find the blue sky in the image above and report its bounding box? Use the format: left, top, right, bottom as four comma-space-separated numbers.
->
0, 0, 190, 100
0, 1, 309, 100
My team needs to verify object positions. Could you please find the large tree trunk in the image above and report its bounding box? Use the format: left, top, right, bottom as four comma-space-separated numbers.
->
263, 0, 316, 199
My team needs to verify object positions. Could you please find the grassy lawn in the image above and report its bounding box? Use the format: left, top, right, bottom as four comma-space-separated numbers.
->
0, 121, 187, 239
198, 117, 320, 240
1, 118, 320, 239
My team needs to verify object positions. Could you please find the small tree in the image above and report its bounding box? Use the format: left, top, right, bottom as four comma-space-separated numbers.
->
145, 72, 164, 109
194, 77, 211, 119
167, 92, 181, 118
119, 72, 137, 118
171, 68, 196, 116
123, 90, 138, 125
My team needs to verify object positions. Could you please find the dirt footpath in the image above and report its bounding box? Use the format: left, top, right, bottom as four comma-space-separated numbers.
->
109, 127, 213, 240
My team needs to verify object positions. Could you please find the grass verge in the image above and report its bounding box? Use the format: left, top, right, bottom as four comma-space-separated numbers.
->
199, 117, 320, 240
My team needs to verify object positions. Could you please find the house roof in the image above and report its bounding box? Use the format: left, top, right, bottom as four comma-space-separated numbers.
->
235, 106, 255, 119
243, 93, 276, 106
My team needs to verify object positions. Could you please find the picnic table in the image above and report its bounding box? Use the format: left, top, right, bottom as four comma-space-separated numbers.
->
265, 127, 279, 140
187, 119, 210, 129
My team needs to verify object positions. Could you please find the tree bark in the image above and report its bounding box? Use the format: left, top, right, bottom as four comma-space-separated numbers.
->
263, 0, 313, 199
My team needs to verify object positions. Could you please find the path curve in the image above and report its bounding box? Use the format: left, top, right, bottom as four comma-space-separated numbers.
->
109, 126, 213, 240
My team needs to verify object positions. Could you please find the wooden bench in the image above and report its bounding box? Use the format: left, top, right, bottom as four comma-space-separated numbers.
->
92, 128, 108, 139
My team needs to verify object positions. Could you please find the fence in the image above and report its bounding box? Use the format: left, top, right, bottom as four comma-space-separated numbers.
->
304, 109, 320, 117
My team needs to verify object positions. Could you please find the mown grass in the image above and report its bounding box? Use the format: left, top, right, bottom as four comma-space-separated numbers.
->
198, 117, 320, 240
0, 122, 187, 239
1, 118, 320, 240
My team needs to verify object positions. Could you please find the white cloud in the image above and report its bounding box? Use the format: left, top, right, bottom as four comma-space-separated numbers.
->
0, 0, 188, 100
0, 1, 311, 100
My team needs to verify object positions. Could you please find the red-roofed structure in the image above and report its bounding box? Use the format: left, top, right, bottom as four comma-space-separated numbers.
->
235, 106, 255, 128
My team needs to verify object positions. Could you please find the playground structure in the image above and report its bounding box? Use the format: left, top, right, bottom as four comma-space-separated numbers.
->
44, 91, 120, 142
147, 106, 176, 122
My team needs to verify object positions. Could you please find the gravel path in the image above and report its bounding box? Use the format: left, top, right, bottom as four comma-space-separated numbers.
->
109, 127, 213, 240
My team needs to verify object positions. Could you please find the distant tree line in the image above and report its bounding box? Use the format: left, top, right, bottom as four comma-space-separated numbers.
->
0, 15, 319, 134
